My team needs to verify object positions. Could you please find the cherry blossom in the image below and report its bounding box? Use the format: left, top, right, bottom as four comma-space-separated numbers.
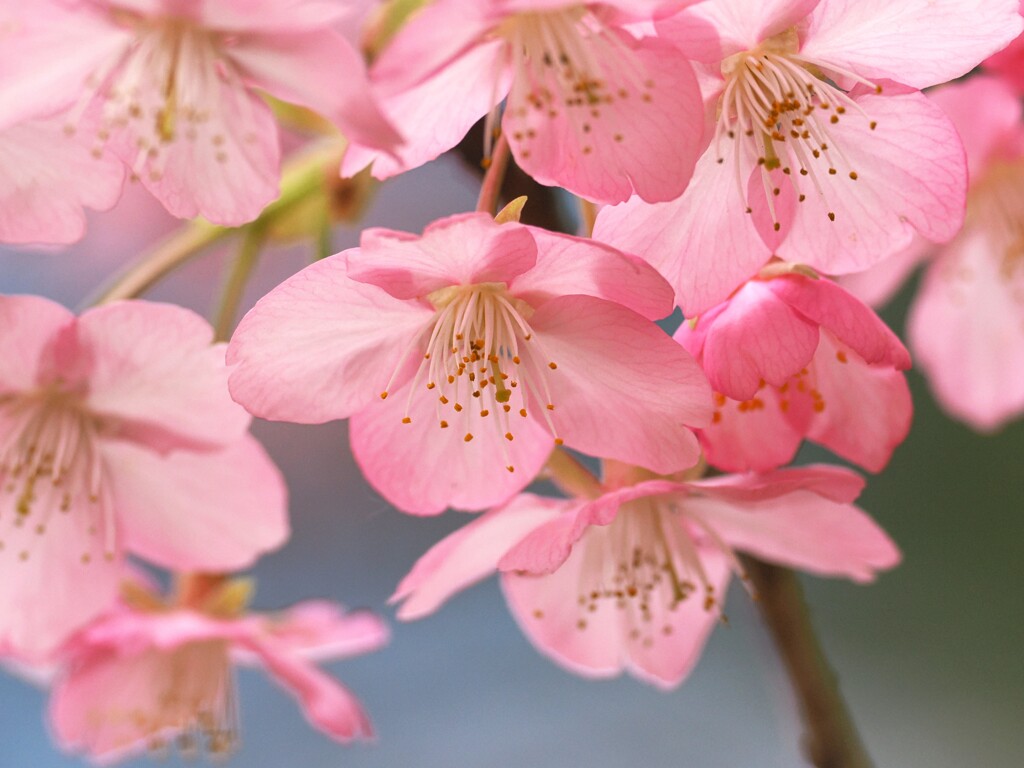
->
342, 0, 705, 205
0, 296, 288, 658
676, 269, 912, 472
594, 0, 1022, 314
49, 577, 387, 761
393, 463, 899, 688
227, 211, 711, 515
0, 0, 400, 226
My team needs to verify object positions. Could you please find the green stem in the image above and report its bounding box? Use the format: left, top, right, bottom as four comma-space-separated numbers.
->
744, 558, 874, 768
90, 140, 339, 305
213, 223, 266, 342
90, 220, 229, 306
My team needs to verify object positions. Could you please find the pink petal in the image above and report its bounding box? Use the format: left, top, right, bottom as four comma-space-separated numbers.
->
0, 486, 120, 659
0, 4, 131, 129
593, 143, 773, 315
107, 78, 280, 226
391, 494, 566, 620
349, 379, 554, 515
241, 637, 374, 743
983, 4, 1024, 95
505, 34, 705, 205
102, 435, 289, 572
510, 227, 675, 321
50, 647, 180, 762
777, 91, 967, 274
805, 333, 912, 472
497, 491, 631, 575
700, 389, 805, 473
187, 0, 354, 31
349, 214, 537, 299
227, 254, 435, 423
528, 295, 710, 473
228, 28, 402, 153
259, 602, 388, 662
908, 227, 1024, 431
801, 0, 1024, 90
621, 550, 729, 689
658, 0, 821, 61
366, 0, 498, 92
342, 38, 511, 179
695, 281, 820, 400
0, 116, 124, 245
502, 540, 730, 688
768, 275, 911, 369
78, 301, 251, 451
0, 294, 73, 394
689, 464, 866, 504
686, 492, 900, 583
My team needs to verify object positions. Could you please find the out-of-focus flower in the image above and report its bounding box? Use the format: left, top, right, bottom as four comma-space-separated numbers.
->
594, 0, 1022, 314
851, 77, 1024, 430
49, 577, 387, 762
676, 268, 912, 472
0, 0, 400, 226
393, 463, 899, 688
0, 296, 288, 658
228, 211, 711, 515
342, 0, 706, 205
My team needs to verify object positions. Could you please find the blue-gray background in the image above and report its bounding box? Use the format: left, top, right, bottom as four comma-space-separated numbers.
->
2, 155, 1022, 768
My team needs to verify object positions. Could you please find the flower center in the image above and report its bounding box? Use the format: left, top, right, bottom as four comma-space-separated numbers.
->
0, 389, 115, 562
570, 499, 721, 645
715, 28, 880, 228
380, 283, 560, 472
497, 7, 652, 162
106, 640, 238, 757
66, 12, 245, 181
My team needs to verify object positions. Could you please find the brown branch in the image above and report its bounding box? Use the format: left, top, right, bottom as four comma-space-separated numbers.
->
744, 558, 874, 768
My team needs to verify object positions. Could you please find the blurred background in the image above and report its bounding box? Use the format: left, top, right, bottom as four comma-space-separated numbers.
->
1, 150, 1021, 768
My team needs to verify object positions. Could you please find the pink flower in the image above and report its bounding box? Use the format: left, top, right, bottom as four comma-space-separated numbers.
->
0, 0, 400, 226
676, 269, 912, 472
227, 211, 712, 515
0, 114, 124, 245
897, 77, 1024, 430
594, 0, 1023, 314
49, 580, 387, 761
393, 464, 899, 688
984, 0, 1024, 93
342, 0, 706, 205
0, 296, 288, 658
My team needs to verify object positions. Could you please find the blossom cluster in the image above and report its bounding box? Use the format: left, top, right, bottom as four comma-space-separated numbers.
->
1, 0, 1022, 763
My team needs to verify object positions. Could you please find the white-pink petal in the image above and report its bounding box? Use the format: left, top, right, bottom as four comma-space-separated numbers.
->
227, 255, 435, 423
801, 0, 1024, 90
392, 494, 566, 620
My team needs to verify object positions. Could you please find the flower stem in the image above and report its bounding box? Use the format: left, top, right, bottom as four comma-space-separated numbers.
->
213, 222, 267, 342
476, 132, 511, 215
543, 447, 604, 499
577, 197, 598, 237
743, 558, 874, 768
90, 140, 340, 305
90, 219, 229, 305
